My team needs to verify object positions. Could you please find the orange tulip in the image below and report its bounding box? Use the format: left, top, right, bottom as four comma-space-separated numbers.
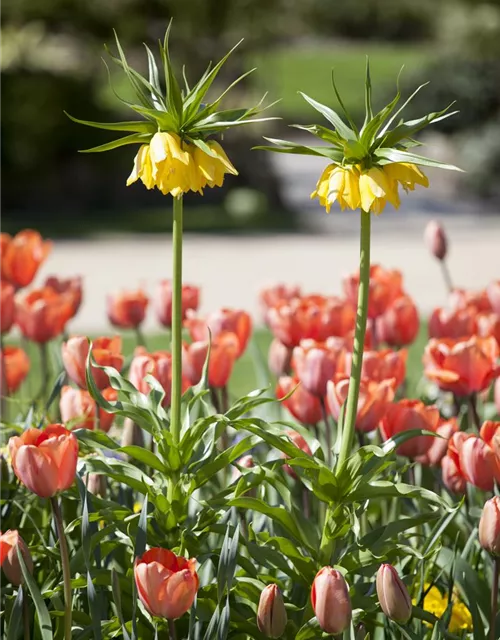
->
182, 332, 239, 388
267, 295, 356, 348
107, 289, 148, 329
129, 347, 189, 406
380, 399, 439, 458
1, 230, 52, 289
259, 283, 301, 324
326, 376, 394, 433
155, 280, 200, 327
62, 335, 124, 390
442, 428, 500, 492
428, 306, 477, 340
292, 339, 343, 397
377, 295, 420, 347
311, 567, 352, 635
416, 417, 459, 466
477, 312, 500, 347
343, 264, 403, 320
186, 308, 252, 357
134, 548, 198, 619
1, 281, 15, 334
59, 386, 117, 432
281, 429, 313, 478
0, 530, 33, 586
44, 275, 83, 317
424, 220, 447, 261
0, 346, 30, 393
276, 376, 322, 426
441, 450, 467, 495
339, 348, 407, 391
9, 424, 78, 498
268, 339, 293, 377
488, 280, 500, 315
15, 287, 73, 343
449, 288, 493, 313
424, 336, 500, 397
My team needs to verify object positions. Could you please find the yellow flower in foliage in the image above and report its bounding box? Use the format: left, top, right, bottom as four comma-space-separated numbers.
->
415, 585, 473, 634
311, 165, 361, 212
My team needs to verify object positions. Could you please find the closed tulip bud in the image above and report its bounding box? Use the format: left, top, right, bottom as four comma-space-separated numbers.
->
376, 564, 412, 623
424, 220, 447, 261
257, 584, 287, 638
268, 339, 293, 377
311, 567, 352, 635
0, 530, 34, 585
122, 418, 145, 448
107, 289, 149, 329
479, 496, 500, 556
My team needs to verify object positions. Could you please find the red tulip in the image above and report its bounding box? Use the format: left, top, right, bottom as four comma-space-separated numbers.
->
9, 424, 78, 498
477, 313, 500, 347
260, 283, 301, 324
488, 280, 500, 315
449, 288, 493, 314
155, 280, 199, 327
311, 567, 352, 635
134, 548, 198, 619
59, 386, 117, 432
186, 308, 252, 357
129, 347, 189, 406
340, 348, 407, 391
276, 376, 322, 426
0, 346, 30, 393
44, 275, 83, 317
0, 530, 33, 586
377, 295, 420, 347
343, 264, 403, 320
182, 332, 239, 388
1, 281, 15, 334
268, 339, 293, 377
376, 564, 412, 623
1, 230, 52, 289
62, 335, 124, 390
380, 399, 439, 458
444, 428, 500, 492
479, 496, 500, 556
441, 452, 467, 495
107, 289, 148, 329
424, 220, 447, 261
292, 339, 342, 397
257, 584, 288, 638
424, 336, 500, 397
326, 376, 394, 433
416, 417, 459, 466
15, 287, 73, 343
428, 306, 477, 340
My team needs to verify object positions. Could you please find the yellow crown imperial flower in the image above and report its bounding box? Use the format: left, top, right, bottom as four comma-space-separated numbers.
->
258, 61, 461, 215
414, 584, 472, 634
66, 23, 276, 197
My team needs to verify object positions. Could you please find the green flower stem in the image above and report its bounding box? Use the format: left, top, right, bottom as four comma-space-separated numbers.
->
170, 194, 184, 447
167, 619, 177, 640
50, 497, 72, 640
39, 342, 49, 403
490, 557, 500, 640
0, 333, 8, 423
336, 208, 371, 475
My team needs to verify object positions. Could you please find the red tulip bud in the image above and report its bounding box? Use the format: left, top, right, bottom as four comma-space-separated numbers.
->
479, 496, 500, 556
311, 567, 352, 635
424, 220, 447, 261
257, 584, 287, 638
0, 530, 33, 586
376, 564, 412, 623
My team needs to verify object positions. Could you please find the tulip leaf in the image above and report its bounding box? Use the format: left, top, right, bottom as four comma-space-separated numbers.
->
17, 547, 54, 640
79, 133, 152, 154
191, 435, 259, 488
6, 585, 24, 640
217, 523, 240, 601
119, 446, 166, 472
131, 495, 148, 640
111, 569, 132, 640
299, 92, 356, 141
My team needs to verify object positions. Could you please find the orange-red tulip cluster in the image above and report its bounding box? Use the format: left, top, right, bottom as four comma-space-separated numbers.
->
60, 386, 117, 432
1, 230, 52, 289
155, 280, 200, 327
129, 346, 189, 406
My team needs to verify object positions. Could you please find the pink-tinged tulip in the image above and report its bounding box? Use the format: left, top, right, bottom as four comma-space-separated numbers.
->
488, 280, 500, 315
134, 548, 198, 619
129, 347, 189, 407
428, 306, 477, 340
281, 429, 313, 479
107, 289, 148, 329
155, 280, 200, 327
311, 567, 352, 635
9, 424, 78, 498
377, 295, 420, 347
15, 287, 73, 343
232, 455, 255, 481
441, 452, 467, 495
62, 335, 124, 390
1, 281, 15, 334
0, 530, 33, 585
257, 584, 287, 638
340, 348, 407, 391
424, 336, 500, 397
268, 339, 293, 377
380, 400, 439, 458
59, 386, 117, 432
186, 308, 252, 357
0, 346, 30, 393
479, 496, 500, 556
260, 283, 301, 324
276, 376, 322, 426
495, 378, 500, 416
182, 332, 239, 388
446, 427, 500, 492
477, 313, 500, 348
1, 230, 52, 289
45, 275, 83, 318
292, 339, 342, 397
326, 376, 395, 433
449, 288, 493, 313
424, 220, 447, 261
343, 264, 403, 320
376, 564, 412, 623
416, 417, 459, 466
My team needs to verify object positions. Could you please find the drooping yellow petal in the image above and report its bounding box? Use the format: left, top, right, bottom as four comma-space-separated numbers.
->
207, 141, 238, 175
342, 168, 361, 210
126, 144, 149, 186
194, 146, 217, 182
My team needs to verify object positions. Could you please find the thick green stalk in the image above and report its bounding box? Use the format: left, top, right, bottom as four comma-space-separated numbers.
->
50, 497, 72, 640
170, 195, 184, 446
336, 209, 371, 475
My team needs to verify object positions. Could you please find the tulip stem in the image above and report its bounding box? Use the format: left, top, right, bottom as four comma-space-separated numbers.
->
94, 401, 101, 431
320, 398, 332, 466
490, 557, 500, 640
170, 195, 184, 447
469, 394, 481, 432
336, 209, 371, 476
39, 342, 50, 403
135, 326, 148, 349
440, 259, 454, 293
167, 619, 177, 640
50, 497, 72, 640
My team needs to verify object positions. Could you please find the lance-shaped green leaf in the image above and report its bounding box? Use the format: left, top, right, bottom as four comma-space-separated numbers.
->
378, 81, 430, 138
378, 105, 458, 149
255, 137, 343, 162
331, 70, 360, 137
374, 147, 463, 171
360, 71, 403, 147
79, 133, 152, 154
300, 92, 357, 141
65, 112, 157, 134
144, 44, 164, 110
363, 56, 373, 128
290, 124, 344, 148
159, 21, 183, 122
108, 32, 153, 109
17, 547, 53, 640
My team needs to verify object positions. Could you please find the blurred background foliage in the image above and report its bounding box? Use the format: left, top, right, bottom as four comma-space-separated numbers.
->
2, 0, 500, 236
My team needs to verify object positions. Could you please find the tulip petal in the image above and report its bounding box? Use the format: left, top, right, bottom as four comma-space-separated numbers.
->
14, 446, 59, 498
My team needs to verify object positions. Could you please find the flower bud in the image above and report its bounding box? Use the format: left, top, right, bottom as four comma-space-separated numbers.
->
479, 496, 500, 556
311, 567, 352, 635
424, 220, 447, 261
268, 339, 293, 377
122, 418, 144, 448
376, 564, 412, 623
85, 473, 107, 498
257, 584, 287, 638
0, 530, 33, 585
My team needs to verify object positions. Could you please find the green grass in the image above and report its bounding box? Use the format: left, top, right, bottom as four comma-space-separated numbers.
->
250, 42, 432, 122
